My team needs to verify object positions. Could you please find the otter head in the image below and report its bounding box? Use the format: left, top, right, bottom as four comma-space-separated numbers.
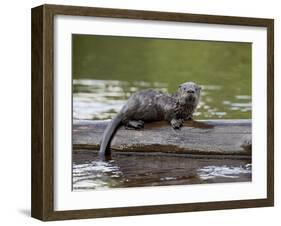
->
177, 82, 201, 106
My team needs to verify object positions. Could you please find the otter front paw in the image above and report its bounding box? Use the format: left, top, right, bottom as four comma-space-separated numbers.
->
170, 119, 183, 130
185, 115, 193, 121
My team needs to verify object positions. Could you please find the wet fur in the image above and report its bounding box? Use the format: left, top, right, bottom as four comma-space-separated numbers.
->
99, 82, 201, 157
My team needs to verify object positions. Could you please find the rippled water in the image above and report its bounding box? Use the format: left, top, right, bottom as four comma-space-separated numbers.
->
73, 79, 251, 121
72, 36, 252, 190
73, 152, 251, 191
72, 79, 252, 190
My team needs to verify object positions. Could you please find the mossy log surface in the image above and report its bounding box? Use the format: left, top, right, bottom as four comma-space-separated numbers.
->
73, 119, 251, 157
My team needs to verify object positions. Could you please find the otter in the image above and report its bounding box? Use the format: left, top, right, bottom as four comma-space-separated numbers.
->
99, 81, 201, 157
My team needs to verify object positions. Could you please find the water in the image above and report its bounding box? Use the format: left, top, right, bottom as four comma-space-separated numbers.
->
73, 79, 251, 121
73, 35, 251, 121
73, 152, 251, 191
72, 35, 252, 190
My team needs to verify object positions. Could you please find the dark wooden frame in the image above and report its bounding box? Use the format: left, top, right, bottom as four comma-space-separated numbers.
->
31, 4, 274, 221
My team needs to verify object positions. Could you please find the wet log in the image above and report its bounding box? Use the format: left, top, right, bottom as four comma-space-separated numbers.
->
73, 119, 252, 157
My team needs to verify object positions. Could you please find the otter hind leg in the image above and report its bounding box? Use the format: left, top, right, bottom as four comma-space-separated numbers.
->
125, 120, 144, 129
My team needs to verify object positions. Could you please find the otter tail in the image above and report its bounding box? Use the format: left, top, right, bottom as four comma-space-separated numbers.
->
99, 113, 123, 157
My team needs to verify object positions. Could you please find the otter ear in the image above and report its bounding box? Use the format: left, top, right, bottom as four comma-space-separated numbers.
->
198, 86, 202, 91
178, 85, 182, 89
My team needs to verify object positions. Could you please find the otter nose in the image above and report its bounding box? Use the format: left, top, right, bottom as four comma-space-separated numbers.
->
187, 90, 195, 94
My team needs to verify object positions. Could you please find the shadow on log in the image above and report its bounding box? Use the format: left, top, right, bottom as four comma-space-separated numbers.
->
73, 119, 252, 158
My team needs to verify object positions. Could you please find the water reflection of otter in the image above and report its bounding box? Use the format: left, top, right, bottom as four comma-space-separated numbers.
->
99, 82, 201, 157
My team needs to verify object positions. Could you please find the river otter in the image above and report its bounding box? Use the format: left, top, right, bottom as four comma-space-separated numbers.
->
99, 81, 201, 157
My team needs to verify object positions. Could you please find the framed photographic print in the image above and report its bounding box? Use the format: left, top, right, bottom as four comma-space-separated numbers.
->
31, 4, 274, 221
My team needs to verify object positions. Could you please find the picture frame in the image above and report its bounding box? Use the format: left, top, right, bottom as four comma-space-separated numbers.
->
31, 4, 274, 221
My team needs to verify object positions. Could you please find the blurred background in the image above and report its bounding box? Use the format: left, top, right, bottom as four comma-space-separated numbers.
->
72, 34, 251, 120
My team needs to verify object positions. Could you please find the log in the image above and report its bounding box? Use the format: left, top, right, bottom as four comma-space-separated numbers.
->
73, 119, 252, 157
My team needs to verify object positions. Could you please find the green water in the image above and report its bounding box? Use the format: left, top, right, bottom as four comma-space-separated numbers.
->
72, 35, 252, 190
72, 34, 251, 120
